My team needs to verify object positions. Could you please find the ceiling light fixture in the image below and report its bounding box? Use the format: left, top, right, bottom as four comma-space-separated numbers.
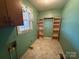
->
42, 0, 57, 5
44, 0, 49, 4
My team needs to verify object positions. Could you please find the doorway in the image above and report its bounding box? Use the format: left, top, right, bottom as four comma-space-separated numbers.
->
44, 18, 53, 37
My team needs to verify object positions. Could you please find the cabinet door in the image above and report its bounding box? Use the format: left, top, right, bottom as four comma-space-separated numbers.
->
0, 0, 8, 27
5, 0, 23, 26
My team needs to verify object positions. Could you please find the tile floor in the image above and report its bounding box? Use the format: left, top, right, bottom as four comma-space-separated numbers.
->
20, 37, 66, 59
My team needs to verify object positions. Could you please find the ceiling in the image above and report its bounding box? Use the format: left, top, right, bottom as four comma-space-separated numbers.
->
29, 0, 67, 11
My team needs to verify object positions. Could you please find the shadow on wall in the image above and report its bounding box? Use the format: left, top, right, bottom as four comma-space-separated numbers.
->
0, 27, 16, 59
60, 30, 79, 59
0, 27, 16, 47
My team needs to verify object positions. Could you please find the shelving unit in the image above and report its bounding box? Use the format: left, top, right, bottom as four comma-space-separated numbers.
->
37, 19, 44, 39
52, 17, 61, 40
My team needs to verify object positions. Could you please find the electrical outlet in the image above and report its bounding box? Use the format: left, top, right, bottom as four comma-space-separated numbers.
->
8, 41, 16, 51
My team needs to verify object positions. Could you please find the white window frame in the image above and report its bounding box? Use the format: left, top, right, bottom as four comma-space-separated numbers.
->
17, 6, 33, 34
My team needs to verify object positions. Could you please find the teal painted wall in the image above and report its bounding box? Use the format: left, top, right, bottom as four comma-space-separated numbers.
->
16, 0, 38, 58
60, 0, 79, 59
0, 0, 38, 59
44, 19, 53, 37
39, 10, 61, 18
0, 27, 17, 59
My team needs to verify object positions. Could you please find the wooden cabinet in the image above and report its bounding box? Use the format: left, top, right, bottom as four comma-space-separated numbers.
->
0, 0, 23, 27
0, 0, 8, 26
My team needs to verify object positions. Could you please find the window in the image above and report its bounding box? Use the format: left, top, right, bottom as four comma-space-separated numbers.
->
17, 6, 33, 34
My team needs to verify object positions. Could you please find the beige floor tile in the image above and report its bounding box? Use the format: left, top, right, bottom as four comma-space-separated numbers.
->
20, 37, 66, 59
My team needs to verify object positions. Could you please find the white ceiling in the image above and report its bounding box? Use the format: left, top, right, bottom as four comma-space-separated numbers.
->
29, 0, 67, 11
